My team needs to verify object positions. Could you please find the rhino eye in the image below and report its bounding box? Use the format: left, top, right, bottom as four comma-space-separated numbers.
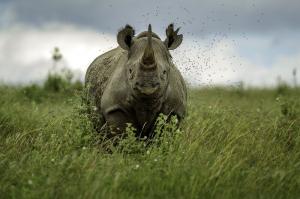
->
163, 70, 167, 75
129, 68, 134, 79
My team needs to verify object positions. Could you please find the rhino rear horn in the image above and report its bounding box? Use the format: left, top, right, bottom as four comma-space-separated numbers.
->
117, 24, 135, 50
164, 23, 183, 50
142, 24, 155, 66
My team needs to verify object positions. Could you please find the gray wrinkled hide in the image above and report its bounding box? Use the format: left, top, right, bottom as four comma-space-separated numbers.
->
85, 27, 187, 137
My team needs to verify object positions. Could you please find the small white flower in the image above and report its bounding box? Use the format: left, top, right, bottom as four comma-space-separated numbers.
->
93, 106, 98, 111
82, 147, 87, 150
51, 158, 55, 162
135, 164, 140, 169
28, 180, 33, 185
173, 117, 178, 123
154, 158, 158, 162
146, 150, 150, 155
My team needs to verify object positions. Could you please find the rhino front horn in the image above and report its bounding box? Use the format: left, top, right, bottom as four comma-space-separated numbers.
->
142, 24, 156, 66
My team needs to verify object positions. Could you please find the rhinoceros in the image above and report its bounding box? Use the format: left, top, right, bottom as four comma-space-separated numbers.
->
85, 24, 187, 138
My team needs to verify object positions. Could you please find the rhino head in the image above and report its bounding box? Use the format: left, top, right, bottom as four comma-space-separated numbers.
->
117, 24, 183, 98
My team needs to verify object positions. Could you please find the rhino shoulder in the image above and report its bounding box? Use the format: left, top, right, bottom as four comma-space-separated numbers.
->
162, 66, 187, 119
100, 55, 131, 116
85, 47, 127, 105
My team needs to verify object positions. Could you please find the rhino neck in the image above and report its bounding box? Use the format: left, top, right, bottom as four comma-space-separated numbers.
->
134, 96, 163, 111
134, 100, 162, 133
128, 93, 164, 127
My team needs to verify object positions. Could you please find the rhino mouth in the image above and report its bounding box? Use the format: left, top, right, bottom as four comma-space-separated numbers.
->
135, 85, 160, 96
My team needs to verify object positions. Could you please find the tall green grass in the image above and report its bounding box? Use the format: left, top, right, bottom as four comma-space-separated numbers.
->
0, 81, 300, 198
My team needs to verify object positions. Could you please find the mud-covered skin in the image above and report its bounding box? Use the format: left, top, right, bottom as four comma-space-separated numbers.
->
85, 24, 187, 137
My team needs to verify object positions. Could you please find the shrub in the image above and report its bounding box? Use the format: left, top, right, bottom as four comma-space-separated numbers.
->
21, 84, 44, 102
43, 68, 83, 93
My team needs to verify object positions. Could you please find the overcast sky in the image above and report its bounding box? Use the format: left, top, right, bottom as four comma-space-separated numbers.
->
0, 0, 300, 86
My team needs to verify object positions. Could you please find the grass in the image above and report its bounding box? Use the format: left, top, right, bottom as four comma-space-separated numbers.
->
0, 82, 300, 199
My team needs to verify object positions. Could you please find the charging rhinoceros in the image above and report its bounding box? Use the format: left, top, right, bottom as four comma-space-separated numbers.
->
85, 24, 187, 138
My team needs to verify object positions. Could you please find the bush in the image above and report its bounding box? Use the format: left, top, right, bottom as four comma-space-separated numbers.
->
21, 84, 44, 102
43, 68, 83, 93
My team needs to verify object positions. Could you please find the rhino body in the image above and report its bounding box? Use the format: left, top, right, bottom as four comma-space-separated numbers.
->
85, 24, 187, 137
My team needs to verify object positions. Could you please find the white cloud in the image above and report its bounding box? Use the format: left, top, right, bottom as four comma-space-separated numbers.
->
173, 36, 300, 87
0, 23, 116, 84
0, 23, 299, 87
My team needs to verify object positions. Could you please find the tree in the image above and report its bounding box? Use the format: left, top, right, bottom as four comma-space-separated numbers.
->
52, 47, 63, 70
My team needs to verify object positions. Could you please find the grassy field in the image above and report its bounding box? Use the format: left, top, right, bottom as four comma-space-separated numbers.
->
1, 81, 300, 199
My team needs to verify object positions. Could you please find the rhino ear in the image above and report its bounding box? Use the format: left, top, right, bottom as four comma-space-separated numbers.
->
117, 25, 135, 51
164, 24, 183, 50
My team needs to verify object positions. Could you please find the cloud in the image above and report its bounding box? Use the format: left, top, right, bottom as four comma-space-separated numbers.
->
0, 23, 299, 87
173, 36, 300, 87
0, 23, 116, 84
1, 0, 300, 36
0, 0, 299, 88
